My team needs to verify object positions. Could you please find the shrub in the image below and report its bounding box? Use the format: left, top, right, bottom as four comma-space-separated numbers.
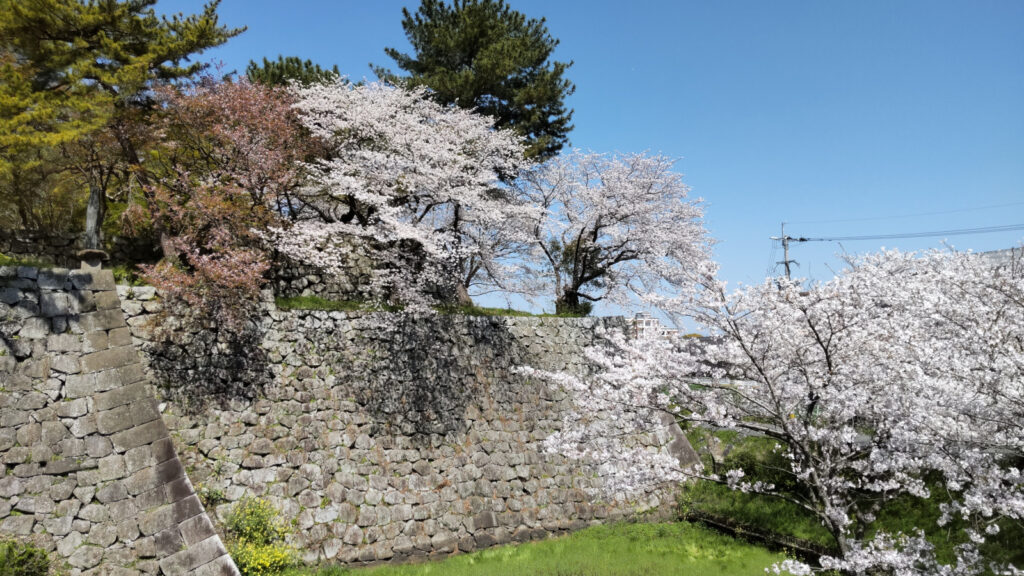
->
0, 540, 52, 576
230, 540, 296, 576
227, 498, 288, 545
226, 498, 295, 576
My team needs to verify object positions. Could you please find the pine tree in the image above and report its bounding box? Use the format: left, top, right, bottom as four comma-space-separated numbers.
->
0, 0, 243, 249
374, 0, 574, 160
246, 55, 340, 87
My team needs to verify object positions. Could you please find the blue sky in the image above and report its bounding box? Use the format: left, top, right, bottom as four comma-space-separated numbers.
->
164, 0, 1024, 312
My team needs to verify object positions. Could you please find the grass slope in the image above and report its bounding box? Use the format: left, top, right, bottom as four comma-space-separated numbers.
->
275, 296, 585, 318
287, 522, 788, 576
683, 429, 1024, 572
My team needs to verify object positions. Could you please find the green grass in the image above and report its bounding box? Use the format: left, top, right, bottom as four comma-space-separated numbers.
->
284, 522, 788, 576
435, 304, 585, 318
275, 296, 586, 318
683, 428, 1024, 571
681, 481, 835, 549
274, 296, 396, 313
0, 253, 50, 268
111, 264, 145, 286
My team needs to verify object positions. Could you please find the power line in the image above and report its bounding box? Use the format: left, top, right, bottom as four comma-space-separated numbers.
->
788, 200, 1024, 226
768, 221, 1024, 279
797, 222, 1024, 243
770, 223, 799, 278
765, 238, 779, 276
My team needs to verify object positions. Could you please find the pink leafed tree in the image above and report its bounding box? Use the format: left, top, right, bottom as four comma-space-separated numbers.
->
140, 77, 312, 331
539, 249, 1023, 575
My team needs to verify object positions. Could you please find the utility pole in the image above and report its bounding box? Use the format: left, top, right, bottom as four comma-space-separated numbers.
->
770, 223, 808, 279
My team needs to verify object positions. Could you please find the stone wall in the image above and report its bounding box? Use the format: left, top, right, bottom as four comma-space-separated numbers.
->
272, 258, 372, 303
0, 231, 82, 268
120, 297, 696, 565
0, 228, 371, 301
0, 265, 696, 572
0, 266, 237, 576
0, 229, 158, 269
270, 243, 375, 302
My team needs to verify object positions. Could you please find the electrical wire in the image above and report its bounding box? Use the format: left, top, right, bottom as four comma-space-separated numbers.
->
788, 200, 1024, 226
797, 223, 1024, 243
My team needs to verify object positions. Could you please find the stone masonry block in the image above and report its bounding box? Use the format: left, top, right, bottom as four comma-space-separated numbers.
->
154, 456, 185, 485
133, 482, 171, 512
18, 317, 49, 339
96, 481, 129, 504
127, 457, 186, 502
153, 527, 184, 556
94, 290, 121, 311
110, 419, 168, 452
151, 436, 178, 464
84, 331, 108, 352
70, 289, 96, 313
51, 354, 81, 374
36, 268, 69, 289
194, 554, 240, 576
108, 327, 133, 347
56, 397, 89, 418
69, 269, 116, 291
125, 444, 156, 474
130, 399, 161, 427
64, 373, 97, 399
158, 535, 227, 575
0, 287, 20, 304
139, 503, 177, 536
93, 363, 146, 391
41, 292, 73, 317
78, 308, 126, 333
179, 513, 216, 546
81, 345, 136, 373
94, 382, 150, 412
46, 333, 81, 352
126, 467, 158, 499
172, 494, 204, 524
96, 404, 134, 435
135, 495, 202, 537
164, 476, 195, 504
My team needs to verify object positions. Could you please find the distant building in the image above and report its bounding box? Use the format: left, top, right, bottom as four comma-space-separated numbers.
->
979, 247, 1023, 274
632, 312, 678, 340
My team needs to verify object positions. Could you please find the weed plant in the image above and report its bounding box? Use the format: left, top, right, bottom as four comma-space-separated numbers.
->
0, 540, 56, 576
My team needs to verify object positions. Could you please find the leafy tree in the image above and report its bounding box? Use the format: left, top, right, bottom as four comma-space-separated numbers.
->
540, 249, 1024, 574
0, 41, 104, 231
270, 80, 527, 310
515, 151, 710, 315
246, 55, 340, 87
374, 0, 574, 160
141, 77, 311, 332
0, 0, 243, 249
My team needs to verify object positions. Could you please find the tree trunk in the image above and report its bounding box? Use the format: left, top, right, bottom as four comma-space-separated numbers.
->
555, 289, 591, 316
455, 282, 474, 307
83, 181, 105, 250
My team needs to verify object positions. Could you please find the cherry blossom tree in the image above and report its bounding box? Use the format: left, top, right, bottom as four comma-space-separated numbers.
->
538, 249, 1023, 575
270, 80, 528, 309
140, 77, 311, 331
514, 150, 710, 314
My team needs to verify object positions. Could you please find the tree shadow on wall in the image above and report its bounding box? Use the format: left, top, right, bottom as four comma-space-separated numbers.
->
143, 309, 273, 414
344, 314, 526, 446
